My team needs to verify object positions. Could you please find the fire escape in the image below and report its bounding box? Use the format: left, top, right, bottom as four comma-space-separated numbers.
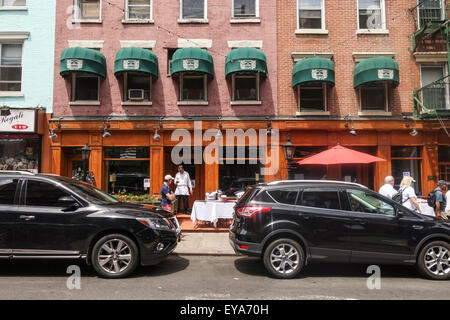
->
412, 1, 450, 119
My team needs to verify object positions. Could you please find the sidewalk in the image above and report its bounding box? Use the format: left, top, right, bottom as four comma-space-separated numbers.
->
173, 232, 238, 256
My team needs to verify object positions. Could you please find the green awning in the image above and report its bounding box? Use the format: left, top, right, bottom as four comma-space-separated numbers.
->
354, 56, 399, 88
114, 47, 158, 79
292, 57, 335, 88
225, 47, 268, 77
171, 47, 214, 77
60, 47, 107, 78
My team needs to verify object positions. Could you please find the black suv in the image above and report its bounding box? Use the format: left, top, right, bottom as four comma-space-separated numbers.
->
229, 180, 450, 280
0, 171, 180, 278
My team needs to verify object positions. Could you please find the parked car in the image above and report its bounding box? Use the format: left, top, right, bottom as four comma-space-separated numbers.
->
0, 171, 180, 278
229, 180, 450, 280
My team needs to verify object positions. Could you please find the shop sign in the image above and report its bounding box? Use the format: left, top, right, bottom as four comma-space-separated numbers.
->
240, 60, 256, 70
378, 69, 394, 80
0, 109, 36, 133
312, 69, 328, 80
67, 59, 83, 70
183, 59, 199, 71
123, 59, 140, 70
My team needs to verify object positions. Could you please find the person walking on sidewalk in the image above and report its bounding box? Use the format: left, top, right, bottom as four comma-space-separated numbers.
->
399, 176, 422, 214
174, 165, 193, 214
161, 175, 175, 212
379, 175, 397, 199
433, 180, 448, 220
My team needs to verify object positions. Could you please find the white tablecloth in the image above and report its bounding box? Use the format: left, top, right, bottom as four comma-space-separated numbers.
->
191, 200, 236, 227
417, 198, 435, 217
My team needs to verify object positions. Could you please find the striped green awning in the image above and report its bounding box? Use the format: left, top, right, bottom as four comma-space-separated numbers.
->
225, 47, 268, 77
171, 47, 214, 77
292, 57, 335, 87
354, 56, 399, 88
114, 47, 158, 79
60, 47, 107, 78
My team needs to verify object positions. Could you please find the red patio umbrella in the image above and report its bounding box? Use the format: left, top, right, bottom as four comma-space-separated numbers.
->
295, 144, 386, 166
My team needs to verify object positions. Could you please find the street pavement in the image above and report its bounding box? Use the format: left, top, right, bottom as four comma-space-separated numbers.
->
0, 255, 448, 300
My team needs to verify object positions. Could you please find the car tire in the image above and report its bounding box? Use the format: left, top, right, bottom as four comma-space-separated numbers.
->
263, 238, 305, 279
91, 233, 139, 279
417, 241, 450, 280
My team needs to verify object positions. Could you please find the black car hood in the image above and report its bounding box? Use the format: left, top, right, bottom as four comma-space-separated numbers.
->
103, 202, 175, 219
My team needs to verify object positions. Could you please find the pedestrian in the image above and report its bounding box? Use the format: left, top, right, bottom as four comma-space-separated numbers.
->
160, 174, 175, 212
174, 165, 193, 214
433, 180, 448, 220
379, 175, 397, 199
398, 176, 423, 214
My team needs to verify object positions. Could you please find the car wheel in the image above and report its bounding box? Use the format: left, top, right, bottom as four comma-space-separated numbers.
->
263, 238, 305, 279
91, 234, 139, 279
417, 241, 450, 280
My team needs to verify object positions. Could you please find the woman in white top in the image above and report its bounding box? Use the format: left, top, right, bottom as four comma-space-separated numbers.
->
399, 176, 422, 214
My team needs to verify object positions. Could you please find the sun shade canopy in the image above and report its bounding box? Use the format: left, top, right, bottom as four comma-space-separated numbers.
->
225, 47, 268, 77
292, 57, 335, 87
114, 47, 158, 79
353, 56, 399, 88
60, 47, 107, 78
171, 47, 214, 77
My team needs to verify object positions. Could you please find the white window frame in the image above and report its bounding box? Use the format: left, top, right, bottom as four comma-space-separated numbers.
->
179, 0, 207, 20
231, 0, 259, 18
232, 72, 260, 102
74, 0, 102, 22
296, 0, 326, 30
357, 0, 386, 30
0, 42, 23, 95
417, 0, 445, 29
359, 82, 388, 112
124, 0, 152, 21
179, 73, 207, 102
71, 72, 100, 103
123, 72, 152, 103
420, 63, 450, 110
0, 0, 27, 10
298, 83, 327, 112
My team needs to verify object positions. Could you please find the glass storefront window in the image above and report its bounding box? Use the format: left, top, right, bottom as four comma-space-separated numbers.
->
438, 145, 450, 182
391, 146, 421, 158
0, 135, 40, 172
104, 147, 150, 159
391, 146, 422, 195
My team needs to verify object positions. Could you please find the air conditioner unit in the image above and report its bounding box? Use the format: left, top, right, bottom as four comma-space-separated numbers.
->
128, 89, 144, 101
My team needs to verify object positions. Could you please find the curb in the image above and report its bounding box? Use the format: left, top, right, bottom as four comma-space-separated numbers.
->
171, 252, 241, 257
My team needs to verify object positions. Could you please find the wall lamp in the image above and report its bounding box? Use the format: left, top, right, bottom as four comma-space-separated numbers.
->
344, 114, 357, 136
49, 117, 62, 139
266, 116, 273, 137
102, 117, 111, 139
402, 112, 418, 137
216, 116, 223, 140
153, 116, 163, 140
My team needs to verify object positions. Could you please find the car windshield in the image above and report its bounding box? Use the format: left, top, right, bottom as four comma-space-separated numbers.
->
62, 181, 119, 205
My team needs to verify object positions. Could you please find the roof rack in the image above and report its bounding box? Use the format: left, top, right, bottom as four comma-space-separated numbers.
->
267, 180, 367, 189
0, 170, 35, 175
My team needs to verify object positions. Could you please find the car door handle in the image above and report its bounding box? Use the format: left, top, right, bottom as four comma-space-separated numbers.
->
354, 218, 367, 225
19, 215, 35, 221
301, 215, 311, 220
412, 225, 424, 230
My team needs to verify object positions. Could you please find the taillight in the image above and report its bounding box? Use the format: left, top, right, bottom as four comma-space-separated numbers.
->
237, 206, 271, 218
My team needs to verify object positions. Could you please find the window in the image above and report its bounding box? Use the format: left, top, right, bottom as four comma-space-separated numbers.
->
346, 189, 395, 216
123, 73, 151, 102
72, 72, 99, 101
233, 0, 257, 18
181, 0, 206, 19
180, 73, 207, 101
438, 146, 450, 182
25, 180, 71, 207
418, 0, 444, 28
420, 65, 449, 110
0, 0, 26, 6
252, 190, 275, 203
297, 0, 324, 29
358, 0, 385, 30
232, 73, 259, 101
391, 146, 422, 195
298, 83, 326, 111
0, 178, 18, 205
299, 189, 341, 210
0, 43, 22, 92
267, 189, 298, 205
75, 0, 101, 20
126, 0, 151, 20
359, 83, 388, 111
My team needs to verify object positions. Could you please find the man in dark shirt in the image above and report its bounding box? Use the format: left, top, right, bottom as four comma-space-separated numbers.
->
434, 180, 448, 220
161, 175, 175, 211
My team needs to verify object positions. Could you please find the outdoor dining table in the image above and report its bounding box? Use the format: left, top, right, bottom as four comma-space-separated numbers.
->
191, 200, 236, 227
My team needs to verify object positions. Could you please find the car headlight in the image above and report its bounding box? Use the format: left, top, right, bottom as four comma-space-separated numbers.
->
137, 217, 172, 231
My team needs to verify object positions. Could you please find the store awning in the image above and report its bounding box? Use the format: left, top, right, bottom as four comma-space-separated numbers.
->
171, 47, 214, 77
114, 47, 158, 79
353, 56, 399, 88
225, 47, 268, 77
60, 47, 107, 78
292, 57, 335, 87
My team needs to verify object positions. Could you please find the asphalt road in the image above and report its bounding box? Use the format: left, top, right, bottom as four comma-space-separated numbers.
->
0, 255, 448, 300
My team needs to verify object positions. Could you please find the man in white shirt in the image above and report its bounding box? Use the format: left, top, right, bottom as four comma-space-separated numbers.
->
174, 165, 193, 214
379, 175, 397, 199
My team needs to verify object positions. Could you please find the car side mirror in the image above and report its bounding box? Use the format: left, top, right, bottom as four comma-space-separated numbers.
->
58, 196, 79, 211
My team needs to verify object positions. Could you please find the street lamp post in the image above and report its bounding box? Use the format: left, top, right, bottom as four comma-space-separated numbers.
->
282, 133, 296, 180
